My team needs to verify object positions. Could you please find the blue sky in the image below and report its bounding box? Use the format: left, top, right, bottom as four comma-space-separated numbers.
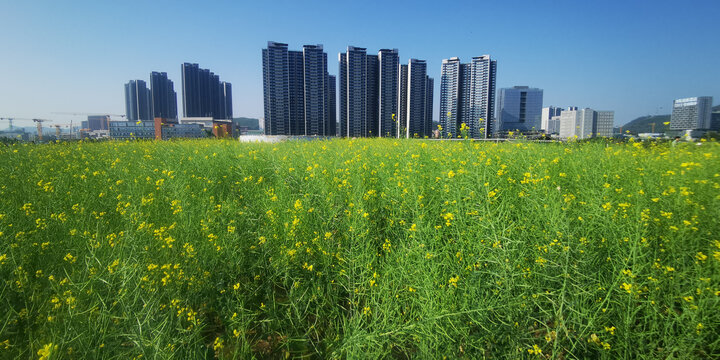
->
1, 0, 718, 128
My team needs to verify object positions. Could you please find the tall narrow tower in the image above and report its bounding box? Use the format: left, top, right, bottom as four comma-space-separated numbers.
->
378, 49, 399, 137
406, 59, 427, 138
262, 42, 290, 135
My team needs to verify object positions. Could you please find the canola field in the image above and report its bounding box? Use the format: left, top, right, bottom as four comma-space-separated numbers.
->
1, 138, 719, 359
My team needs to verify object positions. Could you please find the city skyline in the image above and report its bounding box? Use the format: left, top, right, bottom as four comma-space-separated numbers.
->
1, 1, 719, 128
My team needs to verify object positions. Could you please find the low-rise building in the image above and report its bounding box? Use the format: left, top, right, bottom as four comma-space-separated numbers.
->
110, 121, 204, 140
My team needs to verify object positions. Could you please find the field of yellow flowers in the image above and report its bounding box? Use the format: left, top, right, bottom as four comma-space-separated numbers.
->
0, 138, 719, 359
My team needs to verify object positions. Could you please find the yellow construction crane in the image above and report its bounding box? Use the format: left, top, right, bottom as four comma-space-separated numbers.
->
52, 123, 76, 139
33, 119, 50, 141
0, 117, 52, 139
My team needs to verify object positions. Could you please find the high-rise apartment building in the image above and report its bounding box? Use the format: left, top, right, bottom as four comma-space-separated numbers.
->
151, 72, 178, 120
222, 82, 233, 122
406, 59, 428, 138
439, 58, 461, 137
670, 96, 713, 130
497, 86, 543, 132
438, 56, 496, 138
262, 42, 334, 136
262, 42, 290, 135
425, 76, 434, 136
339, 46, 368, 137
559, 108, 614, 139
124, 80, 152, 121
366, 54, 380, 137
398, 64, 409, 138
337, 47, 431, 138
302, 45, 328, 136
288, 50, 304, 135
326, 74, 337, 136
181, 63, 232, 120
378, 49, 399, 137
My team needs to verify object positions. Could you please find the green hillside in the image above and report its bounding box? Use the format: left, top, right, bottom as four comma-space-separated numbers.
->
616, 114, 671, 134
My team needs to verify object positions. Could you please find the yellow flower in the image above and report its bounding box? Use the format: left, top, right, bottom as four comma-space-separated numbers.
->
37, 343, 56, 360
528, 344, 542, 355
213, 337, 224, 351
620, 282, 633, 293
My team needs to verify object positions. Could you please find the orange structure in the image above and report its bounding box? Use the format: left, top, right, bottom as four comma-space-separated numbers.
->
154, 118, 164, 140
212, 120, 233, 138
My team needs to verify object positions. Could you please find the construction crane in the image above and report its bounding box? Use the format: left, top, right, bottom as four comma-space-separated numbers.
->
52, 112, 125, 131
52, 123, 76, 139
0, 117, 15, 130
52, 112, 126, 118
1, 117, 51, 135
33, 119, 50, 141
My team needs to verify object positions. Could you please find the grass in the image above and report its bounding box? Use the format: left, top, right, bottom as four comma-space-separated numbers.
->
0, 138, 719, 359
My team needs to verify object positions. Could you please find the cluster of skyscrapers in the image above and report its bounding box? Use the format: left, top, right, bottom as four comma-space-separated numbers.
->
262, 42, 335, 136
263, 42, 434, 138
124, 72, 178, 122
120, 64, 234, 140
181, 63, 233, 120
124, 64, 232, 122
261, 42, 594, 140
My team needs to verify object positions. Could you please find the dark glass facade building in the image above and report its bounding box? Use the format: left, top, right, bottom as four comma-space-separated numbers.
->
181, 63, 232, 119
398, 64, 408, 137
425, 76, 434, 136
87, 115, 110, 131
150, 72, 178, 120
406, 59, 428, 138
497, 86, 543, 132
124, 80, 152, 121
378, 49, 399, 137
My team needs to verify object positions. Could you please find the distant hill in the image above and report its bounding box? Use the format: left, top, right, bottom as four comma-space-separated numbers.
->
714, 104, 720, 112
616, 114, 671, 134
233, 117, 260, 130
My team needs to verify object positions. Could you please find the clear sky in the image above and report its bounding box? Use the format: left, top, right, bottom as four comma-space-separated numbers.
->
1, 0, 718, 128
